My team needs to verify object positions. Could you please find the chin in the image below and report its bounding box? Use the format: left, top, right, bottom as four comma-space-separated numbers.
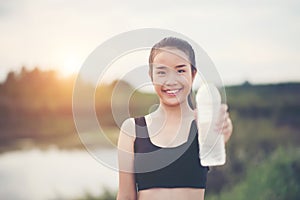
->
161, 98, 187, 107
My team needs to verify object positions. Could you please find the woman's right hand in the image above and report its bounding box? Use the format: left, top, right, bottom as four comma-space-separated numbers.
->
194, 104, 233, 143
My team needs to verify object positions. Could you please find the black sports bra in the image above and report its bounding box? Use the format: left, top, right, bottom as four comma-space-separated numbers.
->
134, 117, 209, 191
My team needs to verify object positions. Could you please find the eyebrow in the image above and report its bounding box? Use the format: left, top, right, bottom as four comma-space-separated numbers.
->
175, 64, 187, 69
155, 64, 187, 69
155, 66, 167, 70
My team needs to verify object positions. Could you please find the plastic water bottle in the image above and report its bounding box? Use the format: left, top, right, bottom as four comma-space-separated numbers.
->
196, 83, 226, 166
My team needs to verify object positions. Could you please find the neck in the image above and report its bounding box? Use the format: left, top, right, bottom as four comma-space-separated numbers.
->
156, 101, 193, 120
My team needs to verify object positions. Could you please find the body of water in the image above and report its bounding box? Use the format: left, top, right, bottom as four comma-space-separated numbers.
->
0, 147, 118, 200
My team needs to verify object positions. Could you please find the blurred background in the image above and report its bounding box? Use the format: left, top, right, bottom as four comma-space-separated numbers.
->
0, 1, 300, 200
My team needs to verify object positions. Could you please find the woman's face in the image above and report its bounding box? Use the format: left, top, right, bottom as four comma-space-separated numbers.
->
151, 48, 196, 107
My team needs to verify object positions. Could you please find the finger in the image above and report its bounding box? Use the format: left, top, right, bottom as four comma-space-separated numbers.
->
223, 118, 233, 135
224, 126, 233, 141
221, 104, 228, 112
215, 116, 231, 132
214, 121, 227, 131
215, 111, 229, 127
214, 104, 230, 130
214, 122, 227, 132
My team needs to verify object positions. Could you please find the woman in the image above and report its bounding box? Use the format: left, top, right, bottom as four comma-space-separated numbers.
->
117, 37, 233, 200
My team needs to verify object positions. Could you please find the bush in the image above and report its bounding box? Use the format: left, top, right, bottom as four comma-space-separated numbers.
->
207, 147, 300, 200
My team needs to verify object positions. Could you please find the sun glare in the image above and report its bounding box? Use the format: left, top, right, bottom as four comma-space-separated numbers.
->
61, 55, 82, 77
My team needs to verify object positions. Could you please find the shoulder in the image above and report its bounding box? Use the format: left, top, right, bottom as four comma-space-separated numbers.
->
120, 117, 136, 137
117, 118, 136, 150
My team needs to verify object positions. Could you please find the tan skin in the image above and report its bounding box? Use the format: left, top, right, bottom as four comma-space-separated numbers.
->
117, 48, 233, 200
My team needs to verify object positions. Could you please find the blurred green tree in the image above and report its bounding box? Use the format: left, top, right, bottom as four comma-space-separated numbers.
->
207, 147, 300, 200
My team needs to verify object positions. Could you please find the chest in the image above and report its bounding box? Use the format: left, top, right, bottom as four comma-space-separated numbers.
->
146, 118, 193, 148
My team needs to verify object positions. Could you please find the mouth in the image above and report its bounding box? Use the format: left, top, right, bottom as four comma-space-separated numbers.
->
162, 88, 183, 96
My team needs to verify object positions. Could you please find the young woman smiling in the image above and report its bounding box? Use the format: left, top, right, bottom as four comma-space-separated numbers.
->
117, 37, 233, 200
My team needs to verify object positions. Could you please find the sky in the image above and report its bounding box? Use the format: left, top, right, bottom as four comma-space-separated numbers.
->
0, 0, 299, 86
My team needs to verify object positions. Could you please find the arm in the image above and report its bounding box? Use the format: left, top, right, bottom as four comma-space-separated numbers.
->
117, 118, 137, 200
216, 104, 233, 143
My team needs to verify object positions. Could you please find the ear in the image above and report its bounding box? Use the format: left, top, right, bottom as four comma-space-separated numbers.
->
191, 67, 197, 82
148, 69, 153, 81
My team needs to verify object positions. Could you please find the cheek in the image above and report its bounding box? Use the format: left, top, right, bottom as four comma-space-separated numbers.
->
180, 74, 193, 87
152, 76, 165, 86
153, 84, 163, 97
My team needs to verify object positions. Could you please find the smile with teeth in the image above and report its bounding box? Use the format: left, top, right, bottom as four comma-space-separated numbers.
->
163, 88, 182, 96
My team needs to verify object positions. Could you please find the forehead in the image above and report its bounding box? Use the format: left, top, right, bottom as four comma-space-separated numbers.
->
152, 48, 190, 68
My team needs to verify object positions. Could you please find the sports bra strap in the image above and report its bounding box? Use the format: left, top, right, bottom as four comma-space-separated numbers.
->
134, 116, 146, 126
134, 117, 149, 138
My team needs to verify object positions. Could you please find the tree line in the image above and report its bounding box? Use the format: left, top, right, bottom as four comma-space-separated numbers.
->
0, 67, 300, 199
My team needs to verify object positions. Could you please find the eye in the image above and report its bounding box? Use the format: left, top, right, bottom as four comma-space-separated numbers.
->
157, 71, 166, 75
178, 69, 186, 73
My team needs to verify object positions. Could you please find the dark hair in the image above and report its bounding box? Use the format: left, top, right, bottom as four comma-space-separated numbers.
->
149, 37, 196, 75
148, 37, 197, 109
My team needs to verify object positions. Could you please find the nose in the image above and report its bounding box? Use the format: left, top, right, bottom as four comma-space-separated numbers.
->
165, 70, 178, 85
